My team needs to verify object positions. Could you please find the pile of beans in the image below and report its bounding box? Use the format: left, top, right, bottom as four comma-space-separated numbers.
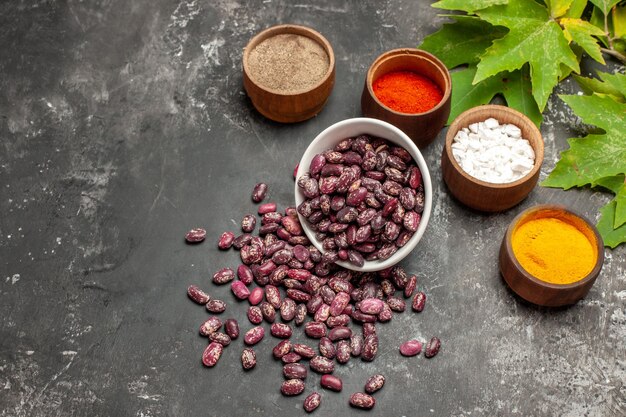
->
297, 135, 425, 267
186, 155, 440, 412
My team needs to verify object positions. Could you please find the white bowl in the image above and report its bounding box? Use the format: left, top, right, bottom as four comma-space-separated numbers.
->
295, 117, 433, 272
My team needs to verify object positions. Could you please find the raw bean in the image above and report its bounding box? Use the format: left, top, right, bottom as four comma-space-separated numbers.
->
237, 264, 254, 285
309, 154, 326, 176
287, 289, 311, 303
326, 314, 350, 328
391, 266, 408, 289
231, 281, 250, 300
294, 304, 307, 326
281, 352, 302, 364
260, 301, 276, 323
233, 233, 252, 249
309, 356, 335, 374
364, 374, 385, 394
272, 339, 293, 359
187, 285, 210, 304
378, 303, 393, 322
303, 392, 321, 413
218, 231, 235, 249
259, 223, 279, 235
336, 340, 351, 364
386, 296, 406, 312
280, 298, 296, 321
359, 298, 385, 315
319, 286, 336, 305
241, 348, 257, 370
202, 342, 223, 367
424, 337, 441, 358
265, 285, 281, 308
252, 183, 268, 203
258, 202, 277, 215
319, 337, 336, 359
241, 244, 263, 265
403, 211, 420, 232
399, 340, 422, 357
404, 275, 417, 298
209, 332, 231, 346
248, 287, 264, 305
247, 306, 263, 325
288, 343, 314, 359
362, 335, 378, 362
328, 326, 352, 341
329, 292, 350, 317
262, 212, 283, 225
304, 322, 327, 339
199, 317, 222, 336
224, 319, 239, 340
408, 166, 422, 189
244, 326, 265, 345
351, 310, 377, 323
314, 304, 331, 322
241, 214, 257, 232
320, 374, 342, 392
281, 379, 305, 396
283, 363, 308, 380
282, 216, 303, 236
265, 241, 286, 257
412, 291, 426, 312
206, 299, 227, 314
362, 323, 376, 338
212, 268, 235, 285
185, 228, 206, 243
271, 323, 293, 338
349, 392, 375, 409
307, 294, 323, 314
350, 334, 364, 357
288, 268, 312, 281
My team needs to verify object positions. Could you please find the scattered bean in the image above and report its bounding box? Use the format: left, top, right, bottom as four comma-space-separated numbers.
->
185, 228, 206, 243
364, 374, 385, 394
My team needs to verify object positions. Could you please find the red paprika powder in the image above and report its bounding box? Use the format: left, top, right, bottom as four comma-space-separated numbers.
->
373, 70, 443, 114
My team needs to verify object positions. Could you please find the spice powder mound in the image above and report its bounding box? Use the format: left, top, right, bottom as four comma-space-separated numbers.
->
247, 34, 329, 93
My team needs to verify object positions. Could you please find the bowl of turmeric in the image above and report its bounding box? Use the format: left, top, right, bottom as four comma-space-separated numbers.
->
499, 205, 604, 307
361, 48, 451, 149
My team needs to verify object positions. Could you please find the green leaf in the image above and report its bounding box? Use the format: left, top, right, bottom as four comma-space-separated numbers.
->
432, 0, 508, 12
542, 94, 626, 189
562, 18, 607, 64
564, 0, 588, 18
589, 0, 621, 15
474, 0, 580, 111
448, 65, 542, 126
419, 16, 508, 68
614, 183, 626, 228
546, 0, 574, 18
614, 4, 626, 38
597, 201, 626, 248
594, 174, 625, 193
574, 71, 626, 101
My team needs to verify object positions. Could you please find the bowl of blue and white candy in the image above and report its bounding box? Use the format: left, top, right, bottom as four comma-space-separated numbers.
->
441, 105, 544, 212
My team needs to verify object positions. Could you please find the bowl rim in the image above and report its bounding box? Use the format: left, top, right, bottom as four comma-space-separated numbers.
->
242, 24, 335, 97
294, 117, 433, 272
503, 204, 604, 289
365, 48, 452, 117
444, 104, 544, 189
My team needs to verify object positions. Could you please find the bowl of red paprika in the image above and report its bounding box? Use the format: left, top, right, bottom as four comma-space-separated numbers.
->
361, 48, 452, 149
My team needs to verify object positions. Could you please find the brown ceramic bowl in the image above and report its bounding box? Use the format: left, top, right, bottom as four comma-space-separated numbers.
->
499, 205, 604, 307
242, 24, 335, 123
441, 105, 544, 212
361, 48, 451, 149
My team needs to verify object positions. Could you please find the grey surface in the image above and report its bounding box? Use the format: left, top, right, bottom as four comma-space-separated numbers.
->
1, 1, 624, 416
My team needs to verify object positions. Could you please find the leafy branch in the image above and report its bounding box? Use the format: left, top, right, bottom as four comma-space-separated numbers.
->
419, 0, 626, 247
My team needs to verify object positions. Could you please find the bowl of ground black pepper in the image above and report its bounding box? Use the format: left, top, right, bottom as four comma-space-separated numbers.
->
499, 205, 604, 307
361, 48, 451, 148
243, 24, 335, 123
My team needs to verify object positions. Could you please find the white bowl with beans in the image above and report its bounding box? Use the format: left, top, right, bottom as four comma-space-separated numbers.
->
295, 117, 433, 272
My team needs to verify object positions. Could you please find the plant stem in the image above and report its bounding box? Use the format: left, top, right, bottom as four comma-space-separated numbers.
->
601, 47, 626, 64
605, 6, 614, 50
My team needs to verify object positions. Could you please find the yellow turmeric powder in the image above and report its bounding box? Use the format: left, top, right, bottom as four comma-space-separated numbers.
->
511, 217, 597, 284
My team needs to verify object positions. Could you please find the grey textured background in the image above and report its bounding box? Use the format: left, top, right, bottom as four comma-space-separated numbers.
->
1, 1, 624, 416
